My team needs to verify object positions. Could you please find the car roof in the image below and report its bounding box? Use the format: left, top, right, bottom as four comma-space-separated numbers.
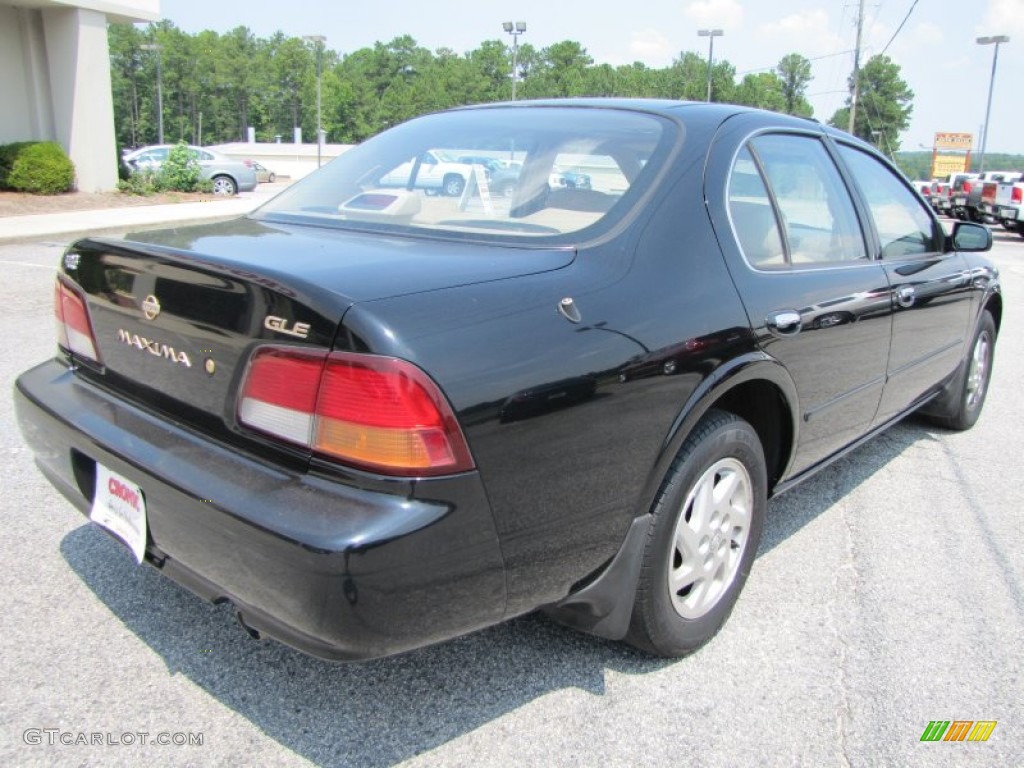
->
453, 97, 828, 137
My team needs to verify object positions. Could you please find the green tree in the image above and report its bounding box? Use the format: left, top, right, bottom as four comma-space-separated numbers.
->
525, 41, 593, 98
108, 24, 147, 147
829, 54, 913, 152
733, 72, 786, 111
776, 53, 813, 117
109, 25, 847, 149
268, 33, 313, 140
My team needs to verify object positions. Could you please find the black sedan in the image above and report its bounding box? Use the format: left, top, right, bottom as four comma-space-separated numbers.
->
15, 100, 1000, 661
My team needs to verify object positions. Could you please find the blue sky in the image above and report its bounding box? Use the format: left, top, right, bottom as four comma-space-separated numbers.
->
158, 0, 1024, 156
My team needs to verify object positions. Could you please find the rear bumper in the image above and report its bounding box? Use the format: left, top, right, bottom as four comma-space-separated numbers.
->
14, 360, 506, 661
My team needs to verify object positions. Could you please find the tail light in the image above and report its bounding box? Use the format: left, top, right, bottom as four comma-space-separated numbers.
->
243, 159, 253, 167
238, 346, 474, 476
963, 181, 972, 194
55, 276, 100, 363
1013, 187, 1023, 204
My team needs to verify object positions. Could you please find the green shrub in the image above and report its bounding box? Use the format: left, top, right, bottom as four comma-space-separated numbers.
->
0, 142, 35, 188
117, 165, 213, 197
117, 170, 159, 196
157, 142, 202, 192
1, 141, 75, 194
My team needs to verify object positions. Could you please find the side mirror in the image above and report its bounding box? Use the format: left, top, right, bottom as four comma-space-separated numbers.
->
947, 221, 992, 252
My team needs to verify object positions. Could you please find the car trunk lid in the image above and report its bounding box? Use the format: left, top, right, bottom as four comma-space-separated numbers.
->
59, 218, 573, 444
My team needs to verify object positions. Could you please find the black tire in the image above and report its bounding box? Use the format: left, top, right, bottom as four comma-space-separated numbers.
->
443, 174, 465, 197
928, 311, 996, 430
211, 175, 237, 196
268, 172, 276, 183
626, 410, 766, 657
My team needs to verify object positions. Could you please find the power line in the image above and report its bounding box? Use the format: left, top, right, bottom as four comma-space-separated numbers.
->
881, 0, 920, 55
736, 49, 855, 76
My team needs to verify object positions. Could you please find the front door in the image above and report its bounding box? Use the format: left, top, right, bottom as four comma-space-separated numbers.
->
834, 143, 973, 423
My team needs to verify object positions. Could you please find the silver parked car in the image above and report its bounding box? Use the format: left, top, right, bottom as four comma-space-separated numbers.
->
123, 144, 258, 195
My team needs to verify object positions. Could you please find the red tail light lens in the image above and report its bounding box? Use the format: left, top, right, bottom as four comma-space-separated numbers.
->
1013, 187, 1023, 204
238, 346, 474, 476
963, 181, 972, 194
54, 276, 100, 363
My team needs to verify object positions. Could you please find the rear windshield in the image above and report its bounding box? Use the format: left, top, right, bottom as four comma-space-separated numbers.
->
253, 106, 673, 241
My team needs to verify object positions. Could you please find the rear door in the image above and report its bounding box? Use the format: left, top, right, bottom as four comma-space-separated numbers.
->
834, 142, 972, 423
705, 120, 892, 475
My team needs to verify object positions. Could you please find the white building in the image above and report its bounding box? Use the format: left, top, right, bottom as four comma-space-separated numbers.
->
0, 0, 160, 192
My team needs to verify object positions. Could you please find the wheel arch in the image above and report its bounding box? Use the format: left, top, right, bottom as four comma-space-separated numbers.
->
545, 354, 800, 641
984, 291, 1002, 335
651, 353, 799, 501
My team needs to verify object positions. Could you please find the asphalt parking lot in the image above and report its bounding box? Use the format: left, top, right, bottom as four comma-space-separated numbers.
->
0, 225, 1021, 767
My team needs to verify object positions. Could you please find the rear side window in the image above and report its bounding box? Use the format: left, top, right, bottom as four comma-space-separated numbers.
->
750, 135, 867, 266
837, 145, 941, 258
727, 147, 785, 268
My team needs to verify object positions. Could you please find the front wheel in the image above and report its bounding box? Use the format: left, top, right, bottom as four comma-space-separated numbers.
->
626, 410, 766, 657
928, 311, 996, 430
211, 175, 237, 196
443, 174, 465, 197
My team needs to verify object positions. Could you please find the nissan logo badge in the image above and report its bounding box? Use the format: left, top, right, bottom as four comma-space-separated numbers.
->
141, 295, 161, 320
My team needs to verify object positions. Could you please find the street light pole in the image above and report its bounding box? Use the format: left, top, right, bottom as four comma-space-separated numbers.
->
141, 43, 164, 144
304, 35, 327, 167
697, 29, 723, 102
976, 35, 1009, 174
502, 21, 527, 100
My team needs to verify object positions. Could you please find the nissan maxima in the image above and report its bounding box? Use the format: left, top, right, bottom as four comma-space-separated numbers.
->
15, 100, 1000, 660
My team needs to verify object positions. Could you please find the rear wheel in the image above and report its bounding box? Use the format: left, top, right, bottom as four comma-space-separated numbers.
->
211, 175, 237, 196
626, 410, 766, 657
928, 311, 996, 430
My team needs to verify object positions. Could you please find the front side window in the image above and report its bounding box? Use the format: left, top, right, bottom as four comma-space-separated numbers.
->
255, 107, 672, 241
837, 145, 941, 259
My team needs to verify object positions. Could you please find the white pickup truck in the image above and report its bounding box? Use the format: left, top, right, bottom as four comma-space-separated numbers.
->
992, 182, 1024, 236
980, 173, 1024, 236
377, 150, 476, 197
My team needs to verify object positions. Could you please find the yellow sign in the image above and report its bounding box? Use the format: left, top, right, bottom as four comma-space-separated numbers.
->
933, 132, 973, 151
933, 154, 969, 178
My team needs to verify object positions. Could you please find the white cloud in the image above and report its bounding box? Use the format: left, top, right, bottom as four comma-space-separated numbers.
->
978, 0, 1024, 38
908, 21, 944, 46
755, 9, 844, 58
684, 0, 745, 29
628, 28, 673, 64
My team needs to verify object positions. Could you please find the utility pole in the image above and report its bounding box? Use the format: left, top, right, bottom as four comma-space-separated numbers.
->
976, 35, 1010, 173
698, 29, 724, 102
303, 35, 327, 167
848, 0, 865, 135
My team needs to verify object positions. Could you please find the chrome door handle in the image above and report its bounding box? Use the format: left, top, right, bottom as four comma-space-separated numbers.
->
766, 309, 802, 336
896, 285, 915, 308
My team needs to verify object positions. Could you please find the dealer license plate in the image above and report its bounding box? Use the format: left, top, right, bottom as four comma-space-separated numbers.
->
90, 464, 148, 564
